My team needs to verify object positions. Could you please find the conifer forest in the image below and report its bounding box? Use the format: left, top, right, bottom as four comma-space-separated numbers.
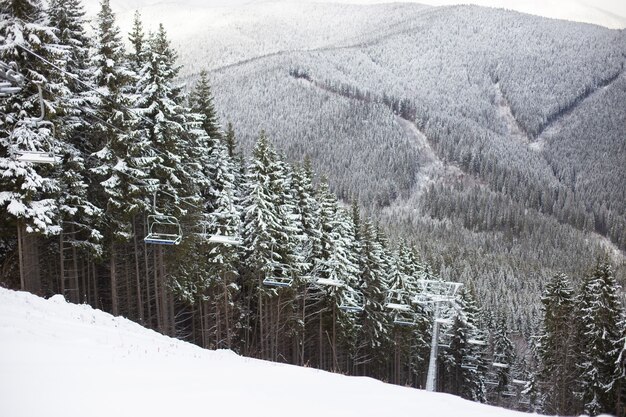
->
1, 0, 625, 416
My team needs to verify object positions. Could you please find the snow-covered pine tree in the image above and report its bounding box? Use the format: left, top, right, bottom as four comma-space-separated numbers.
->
240, 133, 293, 359
127, 10, 145, 74
47, 0, 103, 303
136, 22, 207, 334
615, 322, 626, 417
224, 122, 236, 158
538, 272, 577, 415
291, 160, 321, 276
89, 0, 150, 316
443, 286, 487, 402
575, 258, 622, 416
203, 138, 242, 350
307, 178, 359, 370
488, 314, 516, 404
356, 219, 392, 378
189, 69, 221, 140
135, 23, 191, 208
385, 246, 421, 386
0, 0, 64, 293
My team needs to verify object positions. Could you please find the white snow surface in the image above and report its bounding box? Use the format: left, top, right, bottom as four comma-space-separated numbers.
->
0, 287, 532, 417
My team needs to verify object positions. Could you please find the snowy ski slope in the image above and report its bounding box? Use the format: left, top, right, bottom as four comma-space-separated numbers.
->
0, 287, 533, 417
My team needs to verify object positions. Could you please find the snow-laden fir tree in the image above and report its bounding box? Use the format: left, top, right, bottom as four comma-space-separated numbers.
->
90, 0, 150, 241
538, 272, 577, 415
47, 0, 104, 302
134, 23, 193, 210
203, 138, 242, 349
127, 10, 145, 74
488, 314, 516, 404
239, 133, 296, 358
445, 286, 487, 402
89, 0, 152, 317
615, 321, 626, 417
355, 219, 391, 377
189, 69, 221, 140
0, 0, 64, 293
290, 160, 321, 277
575, 258, 622, 416
272, 156, 303, 281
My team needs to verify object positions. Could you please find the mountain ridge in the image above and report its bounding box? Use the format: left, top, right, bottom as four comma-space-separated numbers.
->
83, 0, 626, 327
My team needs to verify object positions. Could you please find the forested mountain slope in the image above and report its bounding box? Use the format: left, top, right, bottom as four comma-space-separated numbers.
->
84, 1, 626, 329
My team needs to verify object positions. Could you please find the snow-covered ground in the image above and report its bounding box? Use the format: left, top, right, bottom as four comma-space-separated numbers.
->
0, 287, 532, 417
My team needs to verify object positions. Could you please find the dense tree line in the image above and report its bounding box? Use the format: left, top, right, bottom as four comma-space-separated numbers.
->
0, 0, 485, 397
1, 1, 624, 416
203, 7, 626, 336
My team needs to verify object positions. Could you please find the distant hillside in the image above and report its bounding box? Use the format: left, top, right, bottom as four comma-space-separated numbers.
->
85, 0, 626, 329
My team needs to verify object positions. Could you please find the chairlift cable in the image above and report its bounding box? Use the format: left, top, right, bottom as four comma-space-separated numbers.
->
23, 79, 201, 211
16, 44, 204, 171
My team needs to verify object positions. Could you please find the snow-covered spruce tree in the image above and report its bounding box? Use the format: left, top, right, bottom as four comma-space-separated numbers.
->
135, 22, 206, 334
47, 0, 103, 303
240, 133, 294, 359
575, 258, 622, 416
135, 23, 192, 207
488, 314, 516, 405
305, 178, 358, 371
127, 10, 145, 74
0, 0, 64, 293
538, 272, 577, 415
355, 219, 391, 378
443, 286, 487, 402
202, 138, 242, 350
189, 69, 221, 140
615, 322, 626, 417
90, 0, 151, 316
384, 246, 422, 386
224, 122, 237, 159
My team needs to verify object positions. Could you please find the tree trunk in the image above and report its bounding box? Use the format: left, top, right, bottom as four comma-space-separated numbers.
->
110, 242, 118, 316
133, 223, 144, 324
17, 221, 41, 295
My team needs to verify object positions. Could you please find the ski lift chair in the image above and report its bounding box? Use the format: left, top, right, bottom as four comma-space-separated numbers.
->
392, 310, 418, 326
314, 277, 343, 287
144, 214, 183, 245
11, 85, 60, 165
339, 288, 365, 313
14, 121, 60, 164
262, 270, 293, 288
209, 232, 242, 246
0, 60, 23, 96
461, 355, 478, 370
492, 362, 510, 369
385, 289, 413, 311
385, 290, 419, 325
461, 361, 478, 371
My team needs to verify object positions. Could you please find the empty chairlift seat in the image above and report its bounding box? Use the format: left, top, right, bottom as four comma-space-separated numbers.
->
314, 276, 343, 287
339, 289, 365, 312
262, 272, 293, 288
208, 233, 242, 246
385, 289, 413, 311
144, 214, 183, 245
15, 134, 61, 164
385, 289, 419, 325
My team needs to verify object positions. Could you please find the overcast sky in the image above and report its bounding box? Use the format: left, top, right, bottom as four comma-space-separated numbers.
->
89, 0, 626, 29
